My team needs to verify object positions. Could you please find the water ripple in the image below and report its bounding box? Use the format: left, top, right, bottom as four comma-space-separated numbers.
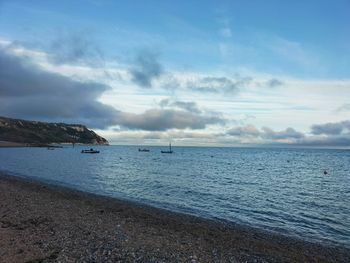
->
0, 146, 349, 248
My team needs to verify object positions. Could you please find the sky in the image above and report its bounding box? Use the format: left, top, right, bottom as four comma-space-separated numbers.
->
0, 0, 350, 147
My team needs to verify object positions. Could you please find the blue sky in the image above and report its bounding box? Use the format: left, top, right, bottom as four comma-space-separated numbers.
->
1, 0, 349, 77
0, 1, 350, 146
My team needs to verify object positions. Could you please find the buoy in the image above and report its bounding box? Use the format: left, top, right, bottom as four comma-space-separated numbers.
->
324, 170, 328, 175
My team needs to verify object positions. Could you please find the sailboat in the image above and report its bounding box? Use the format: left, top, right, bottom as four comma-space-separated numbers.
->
161, 142, 173, 154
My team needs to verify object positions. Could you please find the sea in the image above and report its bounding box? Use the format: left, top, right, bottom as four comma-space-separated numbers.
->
0, 145, 349, 248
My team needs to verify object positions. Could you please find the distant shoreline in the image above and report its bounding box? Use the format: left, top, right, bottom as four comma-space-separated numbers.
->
1, 141, 349, 150
0, 141, 107, 148
0, 172, 349, 262
0, 141, 28, 147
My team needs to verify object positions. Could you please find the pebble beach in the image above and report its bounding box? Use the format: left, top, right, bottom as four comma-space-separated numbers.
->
1, 173, 349, 263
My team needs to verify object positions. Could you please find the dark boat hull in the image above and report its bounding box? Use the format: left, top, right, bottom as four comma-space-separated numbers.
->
138, 149, 150, 152
81, 150, 100, 154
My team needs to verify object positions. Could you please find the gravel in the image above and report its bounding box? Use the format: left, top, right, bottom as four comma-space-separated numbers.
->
0, 173, 349, 263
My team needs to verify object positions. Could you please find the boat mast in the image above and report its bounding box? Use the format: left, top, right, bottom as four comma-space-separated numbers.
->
169, 142, 172, 151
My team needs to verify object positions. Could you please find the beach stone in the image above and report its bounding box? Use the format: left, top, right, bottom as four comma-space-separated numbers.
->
1, 174, 349, 263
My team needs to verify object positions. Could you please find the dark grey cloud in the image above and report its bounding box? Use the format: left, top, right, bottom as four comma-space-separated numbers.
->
227, 125, 304, 140
49, 32, 105, 66
115, 109, 225, 131
261, 127, 305, 140
130, 50, 163, 87
0, 47, 117, 128
227, 125, 260, 137
311, 121, 350, 135
226, 122, 350, 147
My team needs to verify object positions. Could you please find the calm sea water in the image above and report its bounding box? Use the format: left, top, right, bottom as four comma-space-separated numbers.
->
0, 146, 349, 247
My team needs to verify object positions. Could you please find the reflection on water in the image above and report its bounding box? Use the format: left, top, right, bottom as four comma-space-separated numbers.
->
0, 146, 349, 247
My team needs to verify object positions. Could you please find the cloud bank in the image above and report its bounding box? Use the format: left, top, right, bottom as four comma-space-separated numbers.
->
1, 40, 349, 147
311, 121, 350, 135
115, 108, 225, 131
227, 122, 350, 147
227, 125, 304, 143
0, 46, 117, 128
0, 46, 224, 131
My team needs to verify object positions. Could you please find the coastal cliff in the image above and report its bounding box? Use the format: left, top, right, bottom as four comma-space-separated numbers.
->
0, 116, 108, 145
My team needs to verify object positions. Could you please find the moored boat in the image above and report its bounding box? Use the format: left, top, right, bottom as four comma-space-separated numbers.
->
161, 143, 173, 154
138, 148, 150, 152
81, 148, 100, 154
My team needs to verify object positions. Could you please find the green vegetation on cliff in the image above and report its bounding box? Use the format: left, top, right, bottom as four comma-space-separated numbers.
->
0, 116, 108, 145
